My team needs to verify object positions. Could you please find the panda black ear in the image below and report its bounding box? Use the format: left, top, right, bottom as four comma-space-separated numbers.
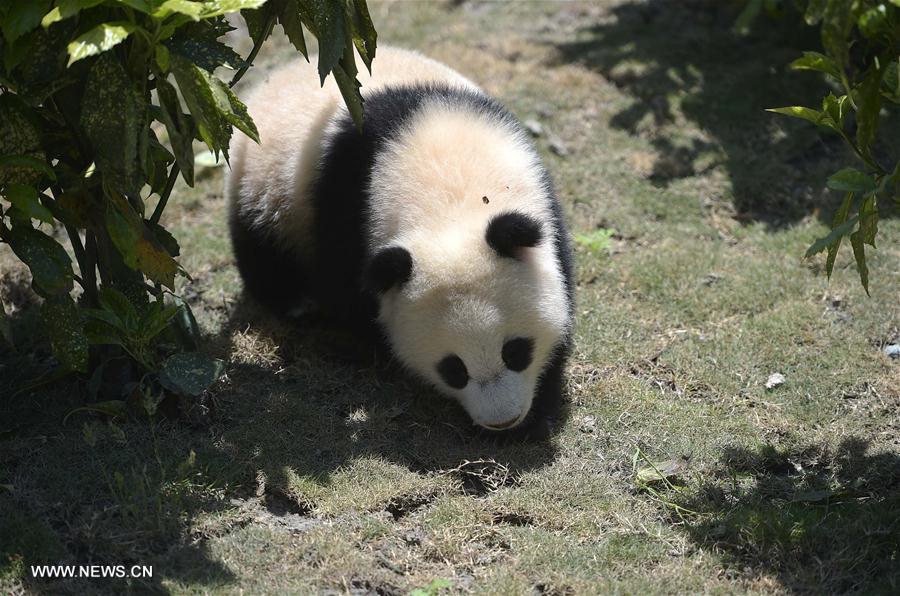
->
364, 246, 413, 294
486, 212, 543, 258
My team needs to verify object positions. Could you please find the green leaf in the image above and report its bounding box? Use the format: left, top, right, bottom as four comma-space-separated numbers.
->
41, 0, 105, 28
825, 192, 853, 278
804, 0, 827, 25
821, 93, 847, 128
197, 0, 267, 19
6, 222, 74, 297
170, 53, 233, 155
41, 294, 88, 372
167, 293, 199, 350
820, 0, 852, 70
849, 231, 869, 295
159, 351, 225, 396
342, 0, 376, 71
105, 193, 179, 288
164, 35, 246, 72
155, 43, 170, 71
1, 0, 50, 44
156, 77, 196, 186
804, 214, 859, 258
855, 64, 884, 162
279, 0, 308, 57
2, 184, 53, 224
148, 221, 181, 256
98, 285, 139, 332
152, 0, 204, 20
0, 96, 46, 186
826, 168, 876, 193
332, 61, 363, 130
766, 106, 835, 130
80, 53, 145, 195
732, 0, 763, 34
138, 301, 179, 342
66, 21, 139, 66
858, 194, 878, 248
208, 72, 259, 142
790, 51, 840, 80
857, 5, 889, 39
308, 0, 347, 84
0, 155, 55, 181
635, 457, 690, 486
575, 228, 616, 254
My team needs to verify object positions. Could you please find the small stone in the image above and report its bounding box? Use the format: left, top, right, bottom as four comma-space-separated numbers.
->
548, 134, 569, 157
765, 373, 786, 390
580, 414, 596, 433
884, 344, 900, 359
523, 119, 543, 137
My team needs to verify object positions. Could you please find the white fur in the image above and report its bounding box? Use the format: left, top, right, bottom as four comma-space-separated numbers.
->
226, 47, 569, 429
370, 101, 570, 428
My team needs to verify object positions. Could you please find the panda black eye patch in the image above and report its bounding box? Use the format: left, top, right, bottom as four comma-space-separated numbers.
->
502, 337, 534, 372
436, 355, 469, 389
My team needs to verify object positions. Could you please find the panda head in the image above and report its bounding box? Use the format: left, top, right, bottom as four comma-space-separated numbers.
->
364, 211, 569, 431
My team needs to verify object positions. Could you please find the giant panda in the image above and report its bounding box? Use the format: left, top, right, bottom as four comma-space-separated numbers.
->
226, 47, 574, 439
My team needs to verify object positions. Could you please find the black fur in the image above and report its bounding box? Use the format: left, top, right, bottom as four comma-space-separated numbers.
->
363, 246, 413, 295
501, 337, 534, 372
230, 82, 575, 440
486, 212, 543, 258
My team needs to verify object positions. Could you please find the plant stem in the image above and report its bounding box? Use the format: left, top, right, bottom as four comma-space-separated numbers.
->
149, 13, 276, 226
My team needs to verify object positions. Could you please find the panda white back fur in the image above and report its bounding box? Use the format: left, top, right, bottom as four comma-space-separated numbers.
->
226, 47, 573, 439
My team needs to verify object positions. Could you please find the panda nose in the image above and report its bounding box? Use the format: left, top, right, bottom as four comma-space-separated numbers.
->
485, 416, 520, 430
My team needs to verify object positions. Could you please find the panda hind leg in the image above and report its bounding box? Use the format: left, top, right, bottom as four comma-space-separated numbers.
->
229, 213, 310, 316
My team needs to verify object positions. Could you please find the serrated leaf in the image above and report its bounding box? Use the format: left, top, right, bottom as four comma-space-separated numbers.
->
80, 53, 145, 195
148, 221, 181, 256
308, 0, 347, 84
849, 231, 869, 294
41, 294, 88, 372
332, 62, 363, 130
2, 184, 53, 223
858, 194, 878, 248
805, 214, 859, 258
156, 77, 195, 186
164, 34, 246, 72
6, 222, 74, 297
105, 193, 178, 288
1, 0, 50, 44
825, 192, 853, 278
170, 53, 233, 155
279, 0, 308, 57
826, 168, 876, 193
343, 0, 376, 71
159, 351, 225, 396
41, 0, 105, 28
66, 21, 139, 66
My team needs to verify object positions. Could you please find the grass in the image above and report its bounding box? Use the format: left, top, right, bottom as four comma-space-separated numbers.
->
2, 1, 899, 594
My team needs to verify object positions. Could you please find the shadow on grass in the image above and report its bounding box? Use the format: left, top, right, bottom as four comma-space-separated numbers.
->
676, 437, 900, 593
1, 283, 563, 594
552, 0, 895, 226
215, 294, 563, 483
